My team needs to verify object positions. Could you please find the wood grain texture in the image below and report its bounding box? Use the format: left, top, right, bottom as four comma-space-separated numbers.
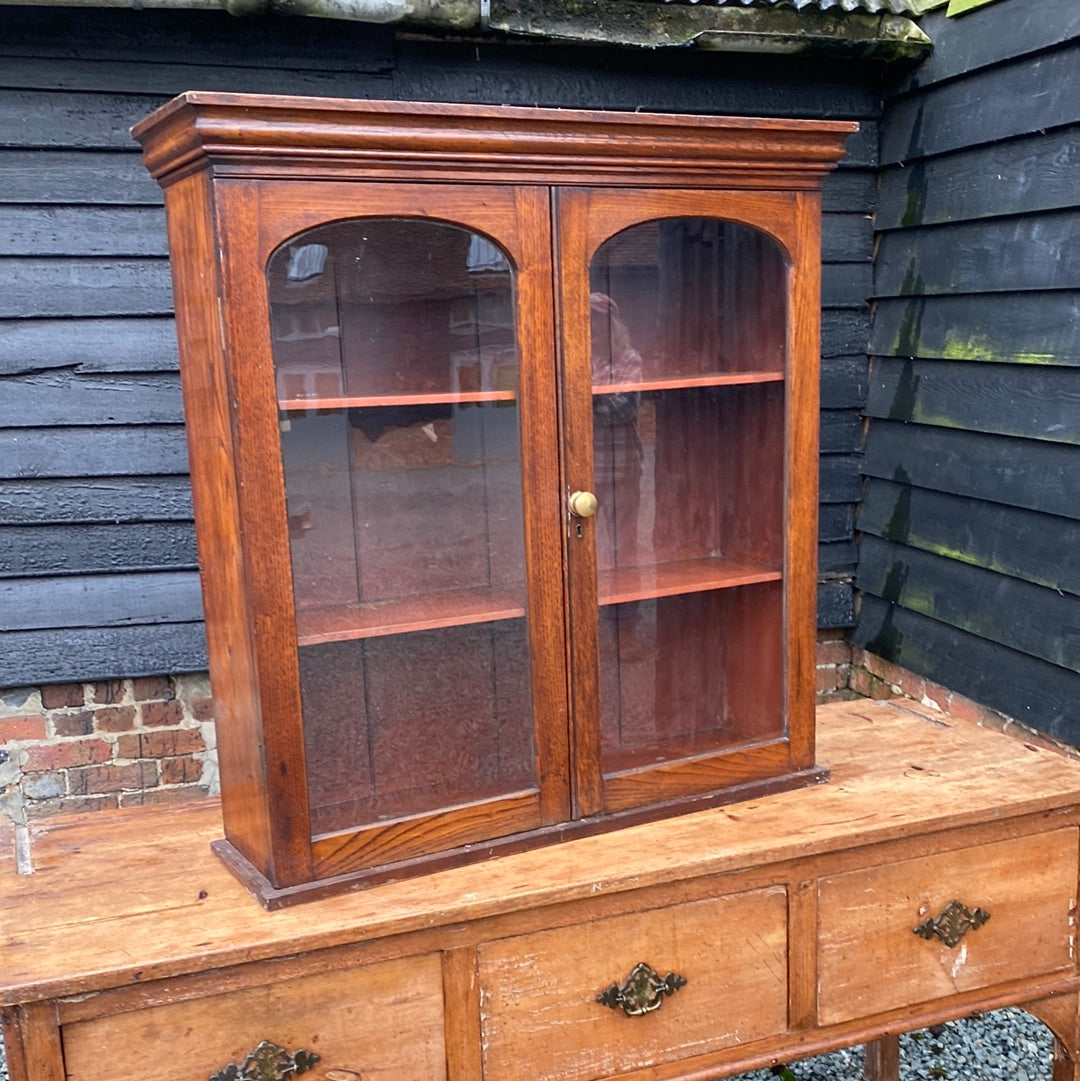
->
0, 426, 189, 477
880, 47, 1080, 165
855, 597, 1080, 741
0, 318, 179, 375
62, 954, 447, 1081
861, 421, 1080, 521
874, 211, 1080, 297
0, 622, 206, 685
858, 479, 1080, 596
4, 700, 1080, 1006
478, 889, 787, 1081
889, 0, 1080, 93
818, 829, 1078, 1025
877, 128, 1080, 231
0, 572, 202, 631
0, 522, 196, 578
865, 358, 1080, 445
857, 535, 1080, 672
871, 292, 1080, 366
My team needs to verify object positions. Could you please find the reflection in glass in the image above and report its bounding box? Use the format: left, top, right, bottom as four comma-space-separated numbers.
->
267, 219, 536, 835
589, 218, 789, 772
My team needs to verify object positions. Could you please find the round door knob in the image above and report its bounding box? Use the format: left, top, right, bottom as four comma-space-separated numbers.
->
568, 490, 599, 518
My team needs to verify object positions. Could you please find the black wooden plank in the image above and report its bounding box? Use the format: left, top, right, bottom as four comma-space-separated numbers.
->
1, 571, 203, 631
0, 7, 395, 72
821, 213, 873, 264
855, 595, 1080, 741
394, 41, 883, 143
861, 420, 1080, 521
0, 318, 179, 375
0, 478, 193, 525
877, 128, 1080, 231
819, 540, 857, 575
822, 263, 872, 309
822, 311, 870, 359
857, 535, 1079, 671
874, 211, 1080, 298
866, 358, 1080, 445
881, 46, 1080, 165
871, 292, 1080, 366
0, 373, 183, 427
821, 356, 868, 410
0, 206, 168, 257
820, 410, 862, 455
821, 170, 877, 215
0, 522, 197, 577
820, 455, 863, 505
0, 258, 173, 318
858, 478, 1080, 596
890, 2, 1080, 94
818, 580, 855, 628
0, 55, 395, 101
819, 503, 855, 544
1, 268, 865, 326
0, 426, 189, 478
0, 622, 208, 685
0, 150, 162, 206
0, 90, 168, 150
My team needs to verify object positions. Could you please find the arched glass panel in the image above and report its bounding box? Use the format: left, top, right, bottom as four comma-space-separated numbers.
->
588, 218, 789, 773
267, 219, 535, 835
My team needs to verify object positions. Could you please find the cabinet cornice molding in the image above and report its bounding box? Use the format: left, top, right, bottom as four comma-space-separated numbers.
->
132, 93, 857, 190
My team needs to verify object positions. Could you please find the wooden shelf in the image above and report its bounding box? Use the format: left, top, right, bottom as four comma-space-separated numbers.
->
279, 390, 517, 412
598, 556, 781, 607
295, 586, 526, 645
592, 371, 784, 396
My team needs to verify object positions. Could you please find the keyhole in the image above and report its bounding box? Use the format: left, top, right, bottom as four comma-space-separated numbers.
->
576, 522, 584, 539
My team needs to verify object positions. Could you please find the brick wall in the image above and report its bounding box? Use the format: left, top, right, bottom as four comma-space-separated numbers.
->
3, 640, 1061, 823
0, 674, 217, 824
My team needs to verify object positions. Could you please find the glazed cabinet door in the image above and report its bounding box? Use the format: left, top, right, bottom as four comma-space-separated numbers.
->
213, 181, 570, 882
555, 189, 821, 816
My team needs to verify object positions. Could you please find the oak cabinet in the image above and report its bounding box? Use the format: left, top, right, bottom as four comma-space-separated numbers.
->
477, 888, 788, 1081
816, 828, 1078, 1025
5, 701, 1080, 1081
132, 94, 854, 905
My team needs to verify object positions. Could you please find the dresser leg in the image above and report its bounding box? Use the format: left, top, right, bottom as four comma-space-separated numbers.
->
1054, 1038, 1080, 1081
1026, 991, 1080, 1081
863, 1033, 901, 1081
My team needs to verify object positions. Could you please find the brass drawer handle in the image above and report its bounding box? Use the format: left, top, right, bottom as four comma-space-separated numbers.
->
210, 1041, 320, 1081
913, 900, 990, 948
597, 962, 687, 1017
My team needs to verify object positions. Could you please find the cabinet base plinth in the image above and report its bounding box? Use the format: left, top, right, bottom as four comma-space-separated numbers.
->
215, 764, 830, 909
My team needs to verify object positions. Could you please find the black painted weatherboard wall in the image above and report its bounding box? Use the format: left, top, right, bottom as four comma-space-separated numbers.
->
0, 6, 877, 686
855, 0, 1080, 741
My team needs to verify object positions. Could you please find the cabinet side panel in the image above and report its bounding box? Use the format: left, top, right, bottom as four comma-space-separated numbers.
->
0, 1002, 64, 1081
786, 191, 823, 769
162, 173, 275, 878
213, 180, 314, 886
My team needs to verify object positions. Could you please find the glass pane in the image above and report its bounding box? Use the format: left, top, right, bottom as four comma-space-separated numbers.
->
589, 218, 788, 772
267, 219, 536, 835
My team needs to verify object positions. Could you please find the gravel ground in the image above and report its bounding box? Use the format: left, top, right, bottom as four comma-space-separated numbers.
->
0, 1008, 1055, 1081
736, 1009, 1054, 1080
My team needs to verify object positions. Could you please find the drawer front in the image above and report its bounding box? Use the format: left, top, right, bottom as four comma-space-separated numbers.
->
818, 828, 1078, 1026
478, 887, 788, 1081
61, 954, 446, 1081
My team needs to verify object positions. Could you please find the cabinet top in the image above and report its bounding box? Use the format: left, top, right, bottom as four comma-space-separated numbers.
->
131, 92, 858, 190
4, 699, 1080, 1004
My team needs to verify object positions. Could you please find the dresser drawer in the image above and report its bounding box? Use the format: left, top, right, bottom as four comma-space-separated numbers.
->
61, 954, 446, 1081
478, 887, 788, 1081
818, 828, 1078, 1025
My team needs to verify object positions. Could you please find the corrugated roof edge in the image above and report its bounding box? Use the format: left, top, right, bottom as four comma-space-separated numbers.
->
1, 0, 931, 59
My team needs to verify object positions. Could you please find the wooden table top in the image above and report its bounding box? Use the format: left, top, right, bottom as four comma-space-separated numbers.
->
3, 698, 1080, 1005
